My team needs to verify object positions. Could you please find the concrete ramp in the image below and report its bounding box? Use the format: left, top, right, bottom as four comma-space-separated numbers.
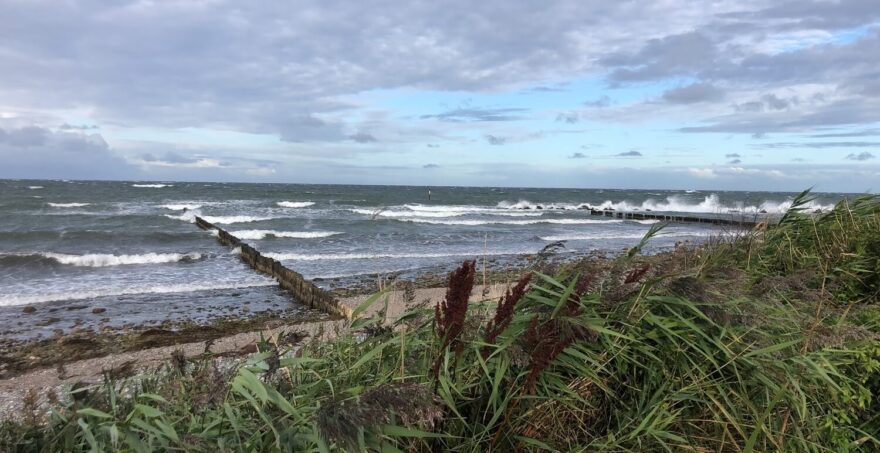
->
195, 216, 352, 319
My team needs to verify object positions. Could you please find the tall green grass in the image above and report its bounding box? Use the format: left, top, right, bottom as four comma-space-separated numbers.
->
2, 191, 879, 452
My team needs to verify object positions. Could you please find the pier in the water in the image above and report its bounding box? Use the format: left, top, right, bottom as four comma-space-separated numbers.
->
194, 216, 352, 319
588, 209, 761, 227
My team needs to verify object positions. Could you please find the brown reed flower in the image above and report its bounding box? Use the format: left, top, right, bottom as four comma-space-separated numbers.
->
433, 260, 476, 379
522, 279, 598, 393
624, 264, 651, 284
482, 273, 532, 358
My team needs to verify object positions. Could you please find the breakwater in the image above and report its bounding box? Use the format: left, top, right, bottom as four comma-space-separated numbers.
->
588, 209, 760, 227
194, 216, 352, 319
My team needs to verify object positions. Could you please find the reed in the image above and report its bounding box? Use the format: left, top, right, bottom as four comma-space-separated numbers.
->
2, 190, 879, 452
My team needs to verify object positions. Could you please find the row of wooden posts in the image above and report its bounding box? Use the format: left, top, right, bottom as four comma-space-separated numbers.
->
194, 216, 352, 319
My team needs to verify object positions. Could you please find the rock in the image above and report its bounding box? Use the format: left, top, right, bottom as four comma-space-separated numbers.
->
91, 307, 106, 314
22, 306, 36, 314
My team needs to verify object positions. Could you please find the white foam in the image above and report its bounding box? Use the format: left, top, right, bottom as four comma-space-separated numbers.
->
160, 203, 203, 210
230, 230, 342, 240
43, 252, 202, 267
590, 194, 836, 215
539, 230, 737, 241
164, 212, 277, 224
202, 215, 277, 224
497, 200, 579, 210
352, 204, 546, 219
401, 218, 622, 226
277, 201, 315, 208
48, 202, 90, 208
265, 250, 523, 261
27, 186, 43, 190
132, 183, 172, 188
0, 281, 275, 306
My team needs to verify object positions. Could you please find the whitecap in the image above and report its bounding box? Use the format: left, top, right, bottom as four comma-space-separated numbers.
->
400, 218, 622, 226
230, 230, 341, 240
0, 281, 275, 306
132, 183, 172, 188
48, 202, 90, 208
42, 252, 202, 267
277, 201, 315, 208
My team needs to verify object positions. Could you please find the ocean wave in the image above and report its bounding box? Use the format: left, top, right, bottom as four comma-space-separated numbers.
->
265, 251, 523, 261
351, 206, 543, 218
230, 230, 342, 240
28, 186, 43, 190
164, 212, 277, 224
0, 281, 275, 306
160, 203, 203, 210
591, 194, 835, 214
48, 202, 90, 208
496, 195, 836, 215
400, 218, 622, 226
132, 183, 172, 188
277, 201, 315, 208
0, 252, 202, 267
539, 230, 737, 241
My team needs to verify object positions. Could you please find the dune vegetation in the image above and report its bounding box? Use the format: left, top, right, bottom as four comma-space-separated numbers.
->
2, 190, 879, 452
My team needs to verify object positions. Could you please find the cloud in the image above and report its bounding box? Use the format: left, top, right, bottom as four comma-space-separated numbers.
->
420, 107, 529, 122
555, 112, 580, 123
583, 95, 612, 107
615, 150, 642, 157
845, 151, 876, 161
725, 153, 741, 158
728, 158, 742, 164
757, 141, 880, 149
0, 124, 133, 179
349, 132, 377, 143
423, 163, 439, 168
485, 134, 507, 145
662, 83, 725, 104
569, 152, 587, 159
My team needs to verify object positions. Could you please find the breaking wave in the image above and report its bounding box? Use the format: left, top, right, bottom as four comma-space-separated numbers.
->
350, 206, 543, 218
400, 218, 622, 226
265, 250, 525, 261
539, 231, 730, 241
164, 211, 278, 224
0, 281, 275, 306
160, 203, 203, 210
0, 252, 202, 268
48, 202, 90, 208
132, 183, 172, 188
230, 230, 341, 240
277, 201, 315, 208
28, 186, 43, 190
498, 194, 836, 214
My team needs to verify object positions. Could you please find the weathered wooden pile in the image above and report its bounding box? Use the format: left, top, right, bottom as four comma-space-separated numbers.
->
194, 216, 352, 319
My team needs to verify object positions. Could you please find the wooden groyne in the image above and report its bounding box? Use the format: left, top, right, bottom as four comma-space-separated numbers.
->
588, 209, 760, 227
194, 216, 352, 319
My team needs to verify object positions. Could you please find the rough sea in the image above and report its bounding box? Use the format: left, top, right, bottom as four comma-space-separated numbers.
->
0, 180, 847, 341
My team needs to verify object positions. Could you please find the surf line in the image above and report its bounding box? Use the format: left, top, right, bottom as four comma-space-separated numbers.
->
194, 216, 352, 319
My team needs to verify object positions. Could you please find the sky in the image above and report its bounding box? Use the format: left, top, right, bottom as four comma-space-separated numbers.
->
1, 0, 879, 192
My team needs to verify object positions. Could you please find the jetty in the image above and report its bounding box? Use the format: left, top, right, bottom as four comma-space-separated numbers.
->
588, 209, 761, 227
194, 216, 352, 319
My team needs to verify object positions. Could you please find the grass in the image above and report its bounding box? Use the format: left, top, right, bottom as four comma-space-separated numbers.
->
1, 190, 879, 452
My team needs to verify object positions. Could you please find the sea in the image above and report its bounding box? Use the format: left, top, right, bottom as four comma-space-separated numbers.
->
0, 180, 847, 341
